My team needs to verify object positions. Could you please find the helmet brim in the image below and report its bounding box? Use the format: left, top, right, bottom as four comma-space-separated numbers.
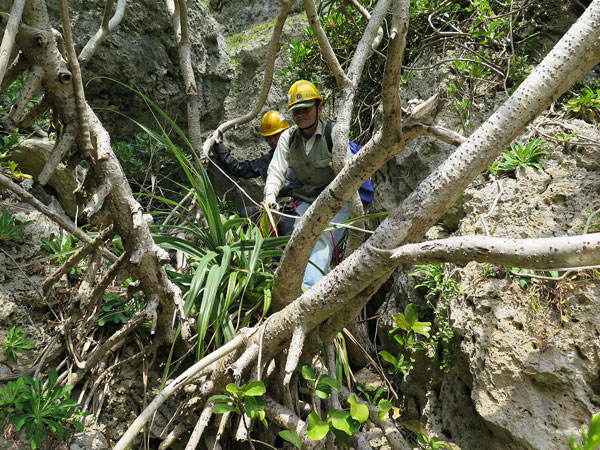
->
288, 100, 316, 111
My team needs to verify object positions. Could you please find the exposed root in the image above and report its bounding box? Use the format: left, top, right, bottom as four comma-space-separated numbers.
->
113, 330, 254, 450
42, 225, 113, 294
214, 411, 231, 448
231, 343, 258, 382
264, 395, 319, 450
183, 404, 213, 450
7, 64, 42, 123
38, 124, 77, 184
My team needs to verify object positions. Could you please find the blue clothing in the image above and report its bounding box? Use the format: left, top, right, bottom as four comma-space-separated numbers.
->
294, 201, 350, 289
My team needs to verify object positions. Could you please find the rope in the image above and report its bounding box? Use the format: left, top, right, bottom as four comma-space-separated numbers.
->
204, 153, 374, 234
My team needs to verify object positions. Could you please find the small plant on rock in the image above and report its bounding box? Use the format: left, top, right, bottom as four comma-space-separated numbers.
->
2, 326, 36, 361
489, 138, 550, 175
0, 368, 87, 449
565, 86, 600, 122
0, 209, 33, 246
410, 264, 460, 372
569, 412, 600, 450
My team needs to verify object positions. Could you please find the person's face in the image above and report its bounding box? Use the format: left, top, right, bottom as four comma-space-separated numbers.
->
291, 103, 321, 130
264, 131, 283, 150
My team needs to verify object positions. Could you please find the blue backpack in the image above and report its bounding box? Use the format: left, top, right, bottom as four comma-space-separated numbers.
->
324, 122, 375, 203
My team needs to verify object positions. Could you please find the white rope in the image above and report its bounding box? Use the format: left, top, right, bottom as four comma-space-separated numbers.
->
204, 153, 374, 234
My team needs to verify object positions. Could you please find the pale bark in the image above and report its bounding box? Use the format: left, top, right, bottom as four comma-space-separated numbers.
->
0, 0, 25, 87
201, 0, 296, 156
389, 233, 600, 269
78, 0, 127, 66
166, 0, 203, 154
243, 0, 600, 377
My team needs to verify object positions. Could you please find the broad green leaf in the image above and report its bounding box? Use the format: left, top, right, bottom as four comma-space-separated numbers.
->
279, 430, 302, 449
300, 363, 317, 382
404, 304, 419, 326
348, 395, 369, 423
412, 321, 432, 338
315, 386, 331, 399
331, 428, 352, 449
244, 395, 264, 419
378, 399, 393, 423
225, 384, 243, 395
243, 381, 266, 397
319, 374, 341, 391
392, 313, 410, 331
328, 409, 359, 436
568, 437, 582, 450
213, 403, 239, 414
207, 394, 232, 403
379, 351, 397, 366
307, 412, 329, 441
585, 414, 600, 450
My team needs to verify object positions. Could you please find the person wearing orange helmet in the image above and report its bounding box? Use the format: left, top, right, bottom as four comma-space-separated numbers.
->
264, 80, 350, 289
212, 111, 301, 235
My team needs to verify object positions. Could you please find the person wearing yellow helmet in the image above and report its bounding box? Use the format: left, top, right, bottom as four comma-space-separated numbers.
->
264, 80, 350, 289
212, 111, 301, 235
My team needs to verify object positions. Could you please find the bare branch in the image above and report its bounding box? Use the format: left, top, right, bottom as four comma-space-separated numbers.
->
0, 173, 118, 262
0, 0, 26, 87
58, 0, 93, 155
382, 0, 410, 139
202, 0, 296, 156
167, 0, 203, 154
303, 0, 349, 87
387, 233, 600, 269
79, 0, 127, 66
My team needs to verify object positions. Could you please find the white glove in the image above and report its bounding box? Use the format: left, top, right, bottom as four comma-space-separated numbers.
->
261, 198, 279, 212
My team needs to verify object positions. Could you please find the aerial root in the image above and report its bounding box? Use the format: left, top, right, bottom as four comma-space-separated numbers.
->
113, 330, 253, 450
283, 325, 306, 410
159, 420, 192, 450
264, 395, 319, 450
214, 411, 231, 448
42, 224, 113, 294
73, 249, 103, 307
7, 64, 42, 123
182, 404, 213, 450
230, 343, 259, 381
83, 180, 114, 218
38, 123, 77, 185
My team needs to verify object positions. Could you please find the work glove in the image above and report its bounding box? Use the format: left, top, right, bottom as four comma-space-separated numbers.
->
261, 196, 279, 212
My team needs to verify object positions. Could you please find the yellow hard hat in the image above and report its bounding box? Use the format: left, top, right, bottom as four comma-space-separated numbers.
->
260, 111, 290, 136
286, 80, 323, 110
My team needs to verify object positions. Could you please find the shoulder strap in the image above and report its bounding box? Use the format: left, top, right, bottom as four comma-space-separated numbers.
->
324, 122, 333, 153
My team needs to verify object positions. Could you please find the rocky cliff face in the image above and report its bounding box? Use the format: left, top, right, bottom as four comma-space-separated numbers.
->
0, 0, 234, 142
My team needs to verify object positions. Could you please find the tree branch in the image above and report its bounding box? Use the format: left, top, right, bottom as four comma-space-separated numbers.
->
387, 233, 600, 269
202, 0, 296, 156
0, 0, 26, 87
78, 0, 127, 66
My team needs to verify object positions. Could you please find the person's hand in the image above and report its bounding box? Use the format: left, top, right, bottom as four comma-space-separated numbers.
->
261, 199, 279, 212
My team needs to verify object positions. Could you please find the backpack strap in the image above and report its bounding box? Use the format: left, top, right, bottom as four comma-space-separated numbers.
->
324, 122, 333, 153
